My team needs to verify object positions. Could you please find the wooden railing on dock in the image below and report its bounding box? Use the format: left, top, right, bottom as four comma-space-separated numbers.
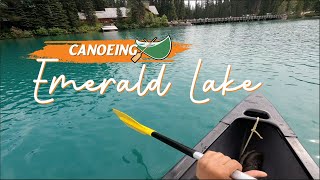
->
184, 15, 287, 25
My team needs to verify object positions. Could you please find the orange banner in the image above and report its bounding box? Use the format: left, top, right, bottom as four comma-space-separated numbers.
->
29, 39, 190, 63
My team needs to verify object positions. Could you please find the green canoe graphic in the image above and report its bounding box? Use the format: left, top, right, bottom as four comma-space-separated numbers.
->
135, 36, 172, 60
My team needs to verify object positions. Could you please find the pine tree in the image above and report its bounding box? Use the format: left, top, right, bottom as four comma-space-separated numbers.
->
207, 0, 215, 18
287, 0, 298, 15
35, 0, 52, 28
59, 0, 80, 28
127, 0, 145, 24
16, 1, 31, 29
315, 0, 320, 13
277, 0, 288, 14
204, 0, 209, 18
119, 0, 126, 6
246, 0, 261, 15
83, 0, 97, 25
259, 0, 274, 15
106, 0, 115, 8
295, 0, 304, 16
49, 0, 69, 28
116, 0, 122, 20
93, 0, 106, 10
235, 0, 248, 16
214, 0, 222, 17
221, 0, 231, 17
75, 0, 84, 11
195, 0, 199, 18
185, 3, 193, 19
303, 0, 311, 11
167, 0, 177, 20
175, 0, 185, 19
179, 0, 186, 19
271, 0, 283, 14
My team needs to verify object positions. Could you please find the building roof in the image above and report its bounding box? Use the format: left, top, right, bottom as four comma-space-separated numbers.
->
78, 6, 159, 20
95, 11, 110, 19
148, 6, 159, 15
78, 8, 127, 20
104, 7, 128, 18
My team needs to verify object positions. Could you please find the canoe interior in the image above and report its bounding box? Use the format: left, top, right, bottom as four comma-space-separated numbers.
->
163, 93, 319, 179
179, 118, 312, 179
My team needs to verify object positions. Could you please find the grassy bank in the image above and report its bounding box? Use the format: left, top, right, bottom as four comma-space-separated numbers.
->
0, 22, 169, 40
0, 19, 170, 40
0, 23, 102, 40
1, 14, 318, 40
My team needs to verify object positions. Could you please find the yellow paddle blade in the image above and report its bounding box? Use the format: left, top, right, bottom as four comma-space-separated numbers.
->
112, 108, 155, 136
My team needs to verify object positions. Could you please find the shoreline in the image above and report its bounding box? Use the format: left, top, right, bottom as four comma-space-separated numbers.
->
1, 16, 319, 41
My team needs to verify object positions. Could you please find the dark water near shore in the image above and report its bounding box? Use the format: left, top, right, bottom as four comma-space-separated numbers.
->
1, 19, 319, 178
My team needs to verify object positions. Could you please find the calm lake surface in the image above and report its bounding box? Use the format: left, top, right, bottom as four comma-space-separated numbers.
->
1, 19, 319, 178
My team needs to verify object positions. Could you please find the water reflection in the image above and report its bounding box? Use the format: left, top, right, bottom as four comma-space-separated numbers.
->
132, 149, 153, 179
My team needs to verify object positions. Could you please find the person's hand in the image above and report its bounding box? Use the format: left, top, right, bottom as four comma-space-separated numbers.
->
196, 151, 267, 179
196, 151, 242, 179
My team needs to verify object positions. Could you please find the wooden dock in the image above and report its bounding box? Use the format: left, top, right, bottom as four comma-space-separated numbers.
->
184, 15, 287, 25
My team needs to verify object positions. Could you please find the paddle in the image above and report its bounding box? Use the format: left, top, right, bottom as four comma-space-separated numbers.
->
112, 109, 256, 180
131, 37, 157, 63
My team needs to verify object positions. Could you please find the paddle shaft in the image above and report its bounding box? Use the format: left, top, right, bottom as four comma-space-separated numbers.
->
151, 132, 256, 180
140, 37, 157, 53
112, 109, 255, 179
131, 37, 157, 63
152, 132, 196, 157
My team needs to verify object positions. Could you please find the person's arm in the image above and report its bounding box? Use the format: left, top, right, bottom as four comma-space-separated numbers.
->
196, 151, 267, 179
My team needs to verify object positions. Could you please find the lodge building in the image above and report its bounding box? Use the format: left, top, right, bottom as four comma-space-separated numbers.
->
78, 4, 159, 23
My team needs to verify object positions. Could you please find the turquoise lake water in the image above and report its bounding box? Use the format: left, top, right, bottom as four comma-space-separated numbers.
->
1, 19, 319, 178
